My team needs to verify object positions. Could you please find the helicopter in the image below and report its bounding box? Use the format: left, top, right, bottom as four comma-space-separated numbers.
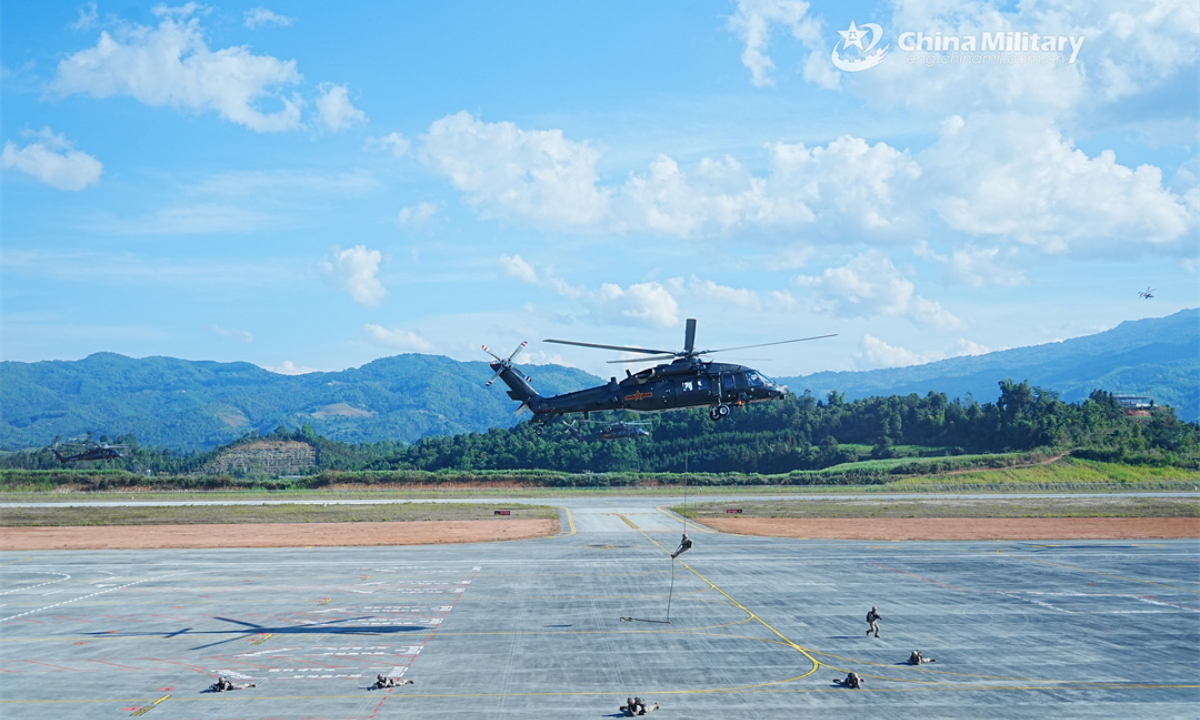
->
483, 319, 834, 432
49, 439, 126, 463
563, 419, 651, 441
1138, 286, 1155, 299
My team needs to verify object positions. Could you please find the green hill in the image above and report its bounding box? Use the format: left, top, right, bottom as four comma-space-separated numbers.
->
0, 353, 600, 452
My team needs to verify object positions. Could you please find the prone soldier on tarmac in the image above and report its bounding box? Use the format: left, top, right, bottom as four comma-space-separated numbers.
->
620, 696, 660, 715
908, 650, 936, 665
834, 672, 864, 689
866, 606, 881, 638
209, 676, 255, 692
373, 673, 414, 689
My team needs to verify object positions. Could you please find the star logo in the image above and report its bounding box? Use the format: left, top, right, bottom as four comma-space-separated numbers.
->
831, 20, 889, 73
838, 21, 868, 51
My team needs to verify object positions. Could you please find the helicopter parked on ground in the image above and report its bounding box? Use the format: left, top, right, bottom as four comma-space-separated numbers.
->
563, 419, 651, 441
483, 319, 833, 433
49, 439, 126, 463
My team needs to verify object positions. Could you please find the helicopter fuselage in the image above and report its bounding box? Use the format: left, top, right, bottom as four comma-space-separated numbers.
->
491, 357, 788, 424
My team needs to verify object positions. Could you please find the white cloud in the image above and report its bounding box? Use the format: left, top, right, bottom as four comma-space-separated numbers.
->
73, 2, 98, 31
1, 128, 103, 191
797, 250, 962, 329
364, 324, 435, 352
914, 240, 1026, 288
211, 324, 253, 344
419, 111, 610, 229
589, 282, 680, 328
322, 245, 386, 307
727, 0, 826, 87
499, 254, 538, 284
397, 201, 439, 227
244, 7, 294, 29
371, 131, 411, 157
421, 112, 918, 239
495, 254, 679, 328
52, 4, 303, 132
856, 333, 942, 368
263, 360, 321, 375
97, 203, 279, 235
316, 82, 367, 132
921, 114, 1195, 255
687, 276, 762, 310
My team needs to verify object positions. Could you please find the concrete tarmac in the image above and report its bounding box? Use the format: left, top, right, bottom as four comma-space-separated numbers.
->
1, 495, 1197, 719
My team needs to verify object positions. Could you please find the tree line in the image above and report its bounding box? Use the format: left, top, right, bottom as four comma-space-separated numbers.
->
2, 380, 1195, 476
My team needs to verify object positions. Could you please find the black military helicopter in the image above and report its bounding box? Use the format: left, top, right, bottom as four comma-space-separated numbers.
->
563, 419, 651, 441
49, 439, 126, 463
1138, 286, 1155, 299
484, 319, 833, 432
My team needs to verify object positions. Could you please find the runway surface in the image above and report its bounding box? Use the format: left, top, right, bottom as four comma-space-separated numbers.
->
1, 495, 1197, 719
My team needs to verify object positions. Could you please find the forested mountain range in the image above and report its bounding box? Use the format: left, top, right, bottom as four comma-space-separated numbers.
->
780, 308, 1198, 423
1, 309, 1195, 453
0, 353, 597, 452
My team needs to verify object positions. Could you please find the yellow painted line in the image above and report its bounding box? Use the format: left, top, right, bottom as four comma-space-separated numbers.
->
624, 523, 821, 683
654, 506, 717, 533
0, 557, 33, 566
251, 633, 272, 645
129, 694, 169, 716
559, 506, 576, 536
996, 549, 1200, 595
617, 514, 639, 530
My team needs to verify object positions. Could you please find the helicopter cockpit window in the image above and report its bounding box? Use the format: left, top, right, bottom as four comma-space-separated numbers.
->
747, 372, 766, 387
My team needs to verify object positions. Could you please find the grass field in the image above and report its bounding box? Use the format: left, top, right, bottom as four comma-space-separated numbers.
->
2, 459, 1197, 505
0, 502, 558, 527
674, 496, 1200, 520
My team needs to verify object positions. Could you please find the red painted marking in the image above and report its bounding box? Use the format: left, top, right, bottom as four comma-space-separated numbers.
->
25, 660, 79, 671
74, 642, 87, 645
158, 687, 174, 691
147, 658, 210, 672
123, 707, 141, 712
88, 659, 143, 670
869, 562, 978, 593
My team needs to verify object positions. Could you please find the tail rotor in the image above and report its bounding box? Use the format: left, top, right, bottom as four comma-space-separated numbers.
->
482, 341, 532, 387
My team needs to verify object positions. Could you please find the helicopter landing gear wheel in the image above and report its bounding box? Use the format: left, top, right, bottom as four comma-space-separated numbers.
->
718, 403, 730, 417
709, 404, 730, 422
535, 426, 543, 436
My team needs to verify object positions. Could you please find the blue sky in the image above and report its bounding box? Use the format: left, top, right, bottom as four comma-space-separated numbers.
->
2, 1, 1197, 382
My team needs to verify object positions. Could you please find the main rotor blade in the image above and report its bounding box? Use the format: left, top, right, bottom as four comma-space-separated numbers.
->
605, 354, 677, 364
699, 334, 838, 354
684, 318, 696, 355
544, 338, 676, 355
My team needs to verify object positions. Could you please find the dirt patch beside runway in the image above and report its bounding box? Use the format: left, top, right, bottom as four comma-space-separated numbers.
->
0, 519, 558, 550
697, 516, 1200, 540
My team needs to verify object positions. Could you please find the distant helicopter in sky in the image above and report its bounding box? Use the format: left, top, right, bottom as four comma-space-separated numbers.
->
1138, 286, 1156, 299
49, 439, 126, 463
484, 318, 834, 432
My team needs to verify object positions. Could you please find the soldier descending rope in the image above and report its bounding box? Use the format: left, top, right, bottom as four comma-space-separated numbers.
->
671, 532, 693, 559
